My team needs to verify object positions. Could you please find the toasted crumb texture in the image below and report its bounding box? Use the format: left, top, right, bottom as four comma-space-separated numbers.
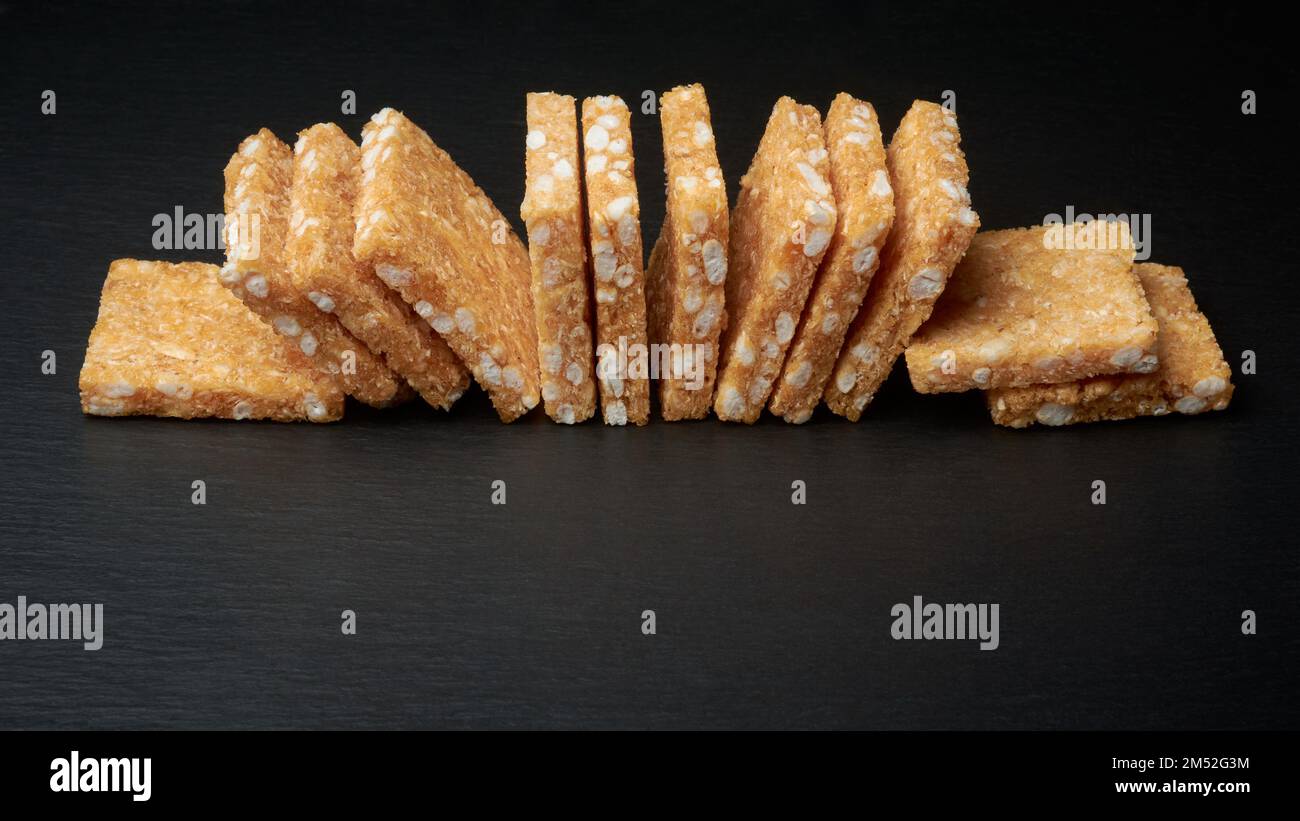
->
905, 222, 1155, 392
988, 263, 1233, 427
769, 93, 894, 424
522, 92, 596, 424
824, 101, 979, 420
713, 97, 835, 423
287, 123, 470, 411
644, 84, 729, 420
581, 95, 651, 426
79, 259, 344, 422
353, 108, 541, 422
220, 128, 409, 408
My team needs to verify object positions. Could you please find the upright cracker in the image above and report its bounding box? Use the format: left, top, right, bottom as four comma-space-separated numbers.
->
80, 259, 343, 422
644, 84, 730, 420
219, 128, 409, 408
286, 123, 470, 411
582, 95, 651, 426
988, 263, 1233, 427
353, 108, 541, 422
522, 92, 596, 424
769, 93, 894, 423
713, 97, 835, 423
905, 222, 1156, 392
824, 101, 979, 420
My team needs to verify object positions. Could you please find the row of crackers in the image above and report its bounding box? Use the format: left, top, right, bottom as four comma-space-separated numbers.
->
79, 85, 1232, 428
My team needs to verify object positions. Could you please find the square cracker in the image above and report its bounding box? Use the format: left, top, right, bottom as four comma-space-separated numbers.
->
714, 96, 835, 423
824, 100, 979, 420
286, 122, 469, 411
220, 128, 409, 408
354, 108, 541, 422
582, 94, 651, 426
988, 263, 1233, 427
644, 84, 729, 420
79, 259, 343, 422
905, 221, 1156, 392
768, 93, 894, 424
523, 92, 596, 424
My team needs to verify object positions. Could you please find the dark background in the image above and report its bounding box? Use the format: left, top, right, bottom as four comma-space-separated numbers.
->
0, 0, 1295, 729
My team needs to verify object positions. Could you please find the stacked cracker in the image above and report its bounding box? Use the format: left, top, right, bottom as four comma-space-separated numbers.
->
905, 222, 1233, 428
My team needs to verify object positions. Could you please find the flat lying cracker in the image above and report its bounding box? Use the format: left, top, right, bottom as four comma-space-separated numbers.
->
988, 263, 1233, 427
768, 93, 894, 423
219, 128, 409, 408
286, 123, 469, 411
354, 108, 540, 422
522, 92, 596, 424
714, 96, 835, 423
80, 259, 343, 422
824, 101, 979, 420
582, 94, 651, 426
645, 84, 729, 420
905, 221, 1156, 392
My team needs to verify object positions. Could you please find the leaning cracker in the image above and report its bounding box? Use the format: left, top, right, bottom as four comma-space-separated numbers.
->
286, 123, 470, 411
220, 128, 409, 408
714, 96, 835, 423
905, 222, 1155, 392
582, 95, 651, 426
354, 108, 541, 422
824, 101, 979, 420
644, 84, 729, 420
768, 93, 894, 423
522, 92, 596, 424
80, 259, 343, 422
988, 263, 1233, 427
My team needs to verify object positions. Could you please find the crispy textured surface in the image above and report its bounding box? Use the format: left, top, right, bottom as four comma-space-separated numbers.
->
582, 95, 651, 426
644, 84, 730, 420
769, 93, 894, 423
353, 108, 540, 422
988, 263, 1233, 427
220, 128, 408, 408
79, 260, 344, 422
287, 123, 469, 411
522, 92, 595, 424
714, 97, 835, 423
824, 101, 979, 420
905, 222, 1156, 392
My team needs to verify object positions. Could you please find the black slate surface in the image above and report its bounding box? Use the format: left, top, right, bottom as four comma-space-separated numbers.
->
0, 0, 1296, 729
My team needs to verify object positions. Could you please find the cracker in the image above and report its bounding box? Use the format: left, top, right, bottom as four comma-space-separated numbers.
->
353, 108, 541, 422
286, 123, 470, 411
582, 94, 651, 426
220, 128, 409, 408
522, 92, 596, 424
824, 101, 979, 420
768, 93, 894, 423
988, 263, 1233, 427
713, 96, 835, 423
905, 222, 1156, 392
644, 84, 730, 420
79, 259, 343, 422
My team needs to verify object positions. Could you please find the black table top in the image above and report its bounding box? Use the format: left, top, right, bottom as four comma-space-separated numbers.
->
1, 0, 1295, 729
